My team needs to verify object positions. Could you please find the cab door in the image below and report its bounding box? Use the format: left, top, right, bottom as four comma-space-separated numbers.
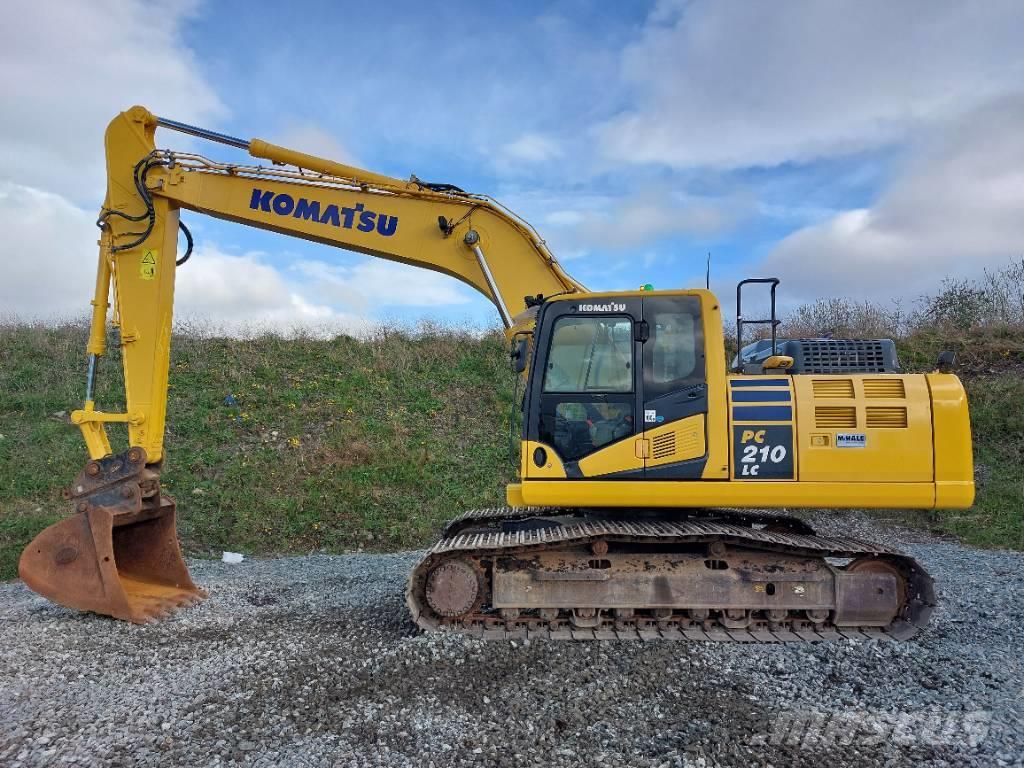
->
639, 295, 709, 478
527, 298, 644, 479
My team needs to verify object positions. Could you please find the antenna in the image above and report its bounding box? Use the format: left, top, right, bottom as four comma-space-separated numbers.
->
705, 252, 711, 290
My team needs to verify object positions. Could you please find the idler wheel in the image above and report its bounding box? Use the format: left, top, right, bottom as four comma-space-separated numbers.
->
846, 556, 908, 608
424, 558, 482, 617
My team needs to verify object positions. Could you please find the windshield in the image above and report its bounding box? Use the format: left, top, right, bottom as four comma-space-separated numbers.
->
542, 316, 633, 393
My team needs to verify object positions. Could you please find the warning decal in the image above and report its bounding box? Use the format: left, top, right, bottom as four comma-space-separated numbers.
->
140, 249, 158, 280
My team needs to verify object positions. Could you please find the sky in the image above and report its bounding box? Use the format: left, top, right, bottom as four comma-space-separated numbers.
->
1, 0, 1023, 335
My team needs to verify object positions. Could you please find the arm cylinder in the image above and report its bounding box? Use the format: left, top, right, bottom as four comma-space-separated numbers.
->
86, 241, 112, 358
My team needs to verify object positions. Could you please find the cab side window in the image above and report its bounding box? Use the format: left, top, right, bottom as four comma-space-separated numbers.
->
651, 310, 696, 384
643, 298, 704, 402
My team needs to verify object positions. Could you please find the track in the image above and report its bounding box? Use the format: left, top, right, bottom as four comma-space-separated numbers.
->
407, 508, 936, 642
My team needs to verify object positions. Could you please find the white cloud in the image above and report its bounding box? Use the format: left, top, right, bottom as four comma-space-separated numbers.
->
0, 182, 97, 320
0, 0, 223, 202
600, 0, 1024, 169
501, 134, 562, 164
174, 248, 372, 338
761, 96, 1024, 304
291, 259, 472, 314
539, 186, 738, 251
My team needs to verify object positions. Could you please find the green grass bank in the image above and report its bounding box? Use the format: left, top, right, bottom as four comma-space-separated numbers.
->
1, 313, 1021, 580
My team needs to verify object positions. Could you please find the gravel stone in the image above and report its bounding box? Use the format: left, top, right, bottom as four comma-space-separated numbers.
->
1, 510, 1022, 767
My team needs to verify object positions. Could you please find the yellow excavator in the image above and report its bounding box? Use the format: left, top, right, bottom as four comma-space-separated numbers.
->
20, 107, 974, 641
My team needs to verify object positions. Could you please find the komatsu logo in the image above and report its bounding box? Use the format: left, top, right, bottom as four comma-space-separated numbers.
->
249, 189, 399, 237
578, 302, 626, 312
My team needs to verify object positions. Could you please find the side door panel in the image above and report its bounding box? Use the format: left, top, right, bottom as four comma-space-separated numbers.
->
525, 298, 644, 479
640, 295, 710, 479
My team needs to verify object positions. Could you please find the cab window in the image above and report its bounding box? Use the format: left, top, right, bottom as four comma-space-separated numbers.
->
543, 317, 633, 393
643, 297, 705, 402
541, 401, 634, 462
650, 310, 697, 384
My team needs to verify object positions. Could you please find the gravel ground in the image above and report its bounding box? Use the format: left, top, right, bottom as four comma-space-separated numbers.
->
1, 511, 1022, 768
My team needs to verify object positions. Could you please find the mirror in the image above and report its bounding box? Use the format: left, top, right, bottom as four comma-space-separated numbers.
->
511, 337, 529, 374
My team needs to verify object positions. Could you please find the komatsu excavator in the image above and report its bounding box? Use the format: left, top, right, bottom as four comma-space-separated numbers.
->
20, 107, 974, 641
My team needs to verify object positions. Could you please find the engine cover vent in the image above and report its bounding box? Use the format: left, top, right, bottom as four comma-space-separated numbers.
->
866, 406, 909, 428
737, 338, 901, 374
864, 378, 906, 398
816, 406, 857, 429
813, 379, 855, 398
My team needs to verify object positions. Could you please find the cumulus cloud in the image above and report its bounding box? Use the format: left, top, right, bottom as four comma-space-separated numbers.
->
501, 134, 562, 164
174, 248, 373, 338
600, 0, 1024, 169
761, 96, 1024, 304
291, 259, 472, 313
538, 186, 739, 252
0, 0, 223, 201
0, 0, 472, 336
0, 182, 98, 320
0, 0, 234, 327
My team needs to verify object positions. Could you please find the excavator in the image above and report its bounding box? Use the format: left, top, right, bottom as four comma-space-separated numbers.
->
19, 106, 974, 641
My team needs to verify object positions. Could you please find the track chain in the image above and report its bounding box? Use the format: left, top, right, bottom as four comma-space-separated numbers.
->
409, 508, 935, 643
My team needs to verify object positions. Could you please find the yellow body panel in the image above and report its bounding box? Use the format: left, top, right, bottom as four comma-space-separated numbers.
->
644, 414, 706, 468
577, 435, 644, 477
791, 374, 934, 483
698, 294, 731, 479
518, 480, 937, 509
927, 373, 975, 507
522, 441, 568, 479
511, 371, 974, 511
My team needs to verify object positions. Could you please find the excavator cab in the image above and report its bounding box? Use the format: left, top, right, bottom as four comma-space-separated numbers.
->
519, 290, 714, 483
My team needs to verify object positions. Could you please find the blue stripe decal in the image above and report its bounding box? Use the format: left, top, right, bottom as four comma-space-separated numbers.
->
732, 389, 791, 403
730, 378, 790, 388
732, 405, 792, 422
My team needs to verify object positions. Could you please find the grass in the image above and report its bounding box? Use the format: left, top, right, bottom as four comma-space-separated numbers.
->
1, 266, 1022, 579
943, 373, 1024, 549
0, 323, 518, 579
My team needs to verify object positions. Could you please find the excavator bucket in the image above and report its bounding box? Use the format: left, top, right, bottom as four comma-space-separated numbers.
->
18, 449, 205, 623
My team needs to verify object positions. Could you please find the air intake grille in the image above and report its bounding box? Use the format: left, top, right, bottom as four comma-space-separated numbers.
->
813, 379, 855, 398
864, 379, 906, 398
652, 432, 676, 459
866, 407, 908, 428
797, 340, 889, 373
816, 406, 857, 429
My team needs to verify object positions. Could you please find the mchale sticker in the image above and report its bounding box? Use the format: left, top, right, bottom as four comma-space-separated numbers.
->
837, 433, 867, 448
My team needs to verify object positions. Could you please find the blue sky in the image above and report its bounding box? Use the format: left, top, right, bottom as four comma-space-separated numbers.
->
2, 0, 1023, 334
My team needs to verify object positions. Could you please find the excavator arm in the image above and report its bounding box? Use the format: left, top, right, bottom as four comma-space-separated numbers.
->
19, 106, 583, 622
